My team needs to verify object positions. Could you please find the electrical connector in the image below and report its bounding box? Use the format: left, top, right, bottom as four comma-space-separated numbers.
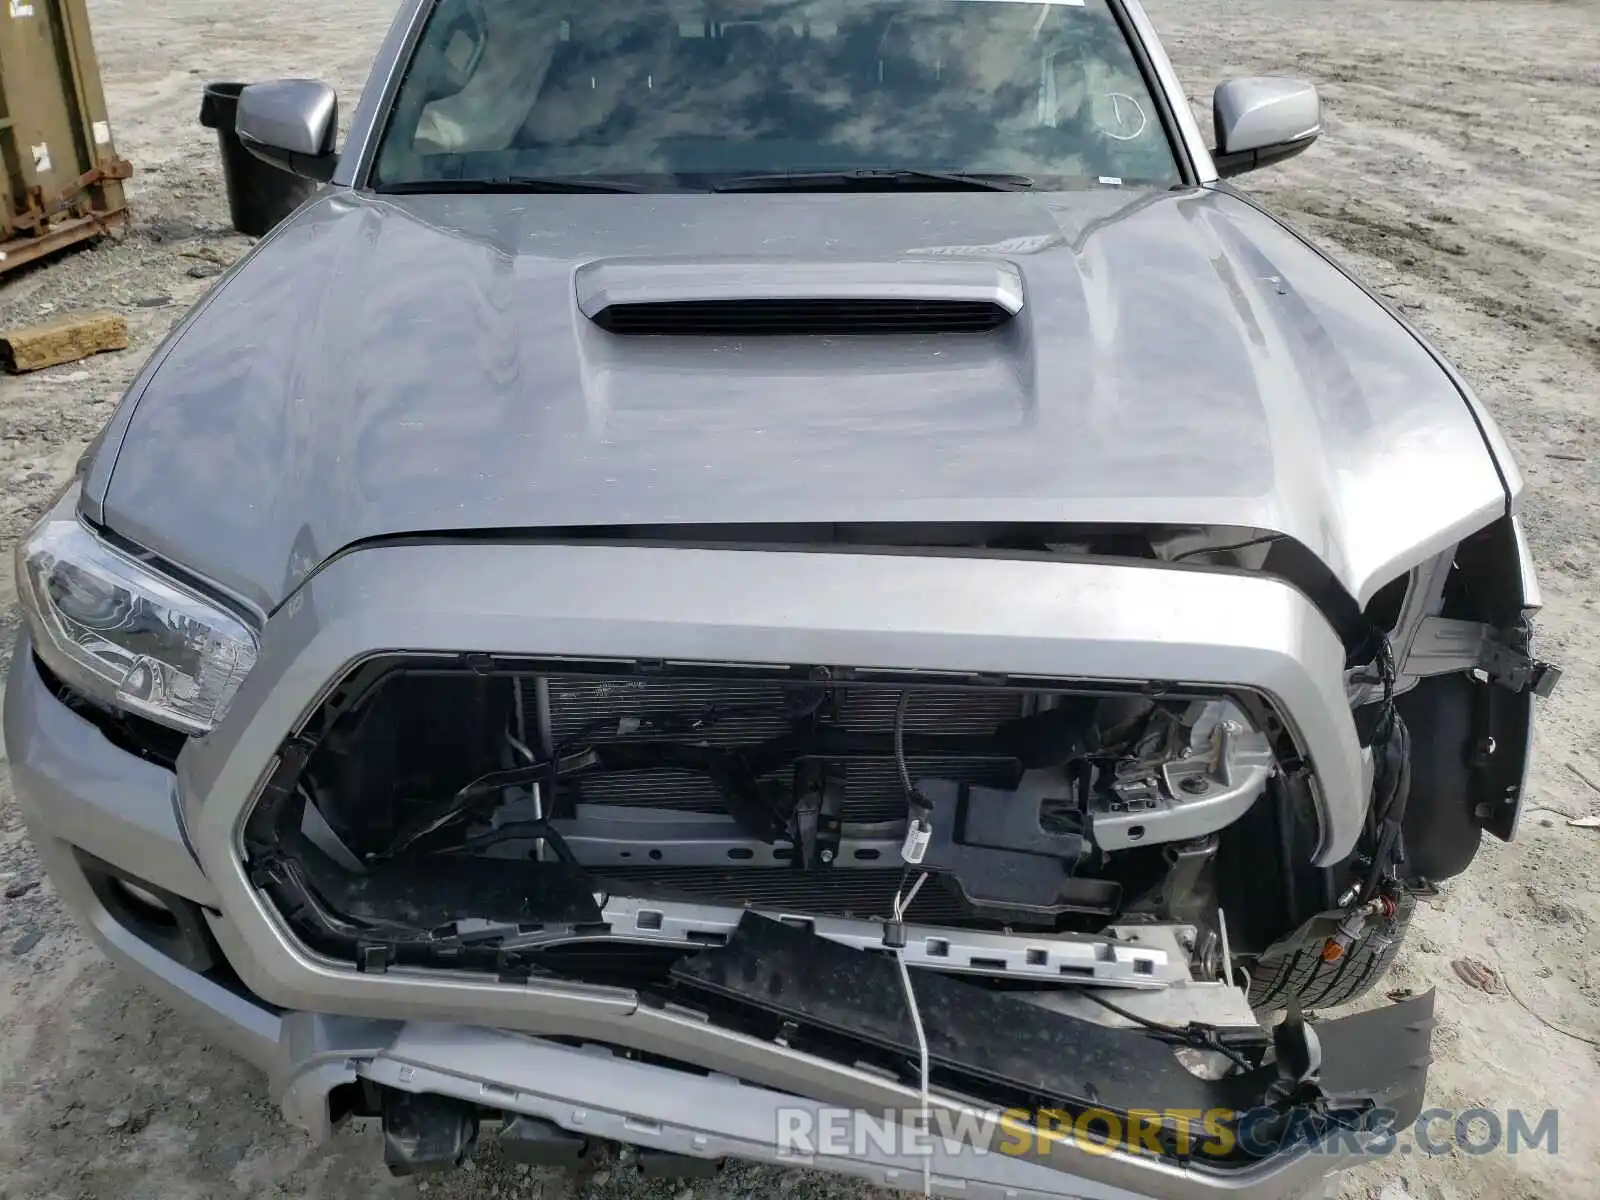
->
1320, 894, 1398, 962
901, 816, 932, 865
1320, 909, 1368, 962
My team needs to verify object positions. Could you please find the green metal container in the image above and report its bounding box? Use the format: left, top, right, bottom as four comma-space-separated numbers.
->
0, 0, 130, 277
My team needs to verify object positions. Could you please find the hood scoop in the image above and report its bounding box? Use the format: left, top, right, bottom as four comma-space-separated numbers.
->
576, 257, 1023, 336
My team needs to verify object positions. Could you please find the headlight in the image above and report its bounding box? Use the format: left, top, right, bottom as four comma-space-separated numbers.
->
17, 485, 258, 735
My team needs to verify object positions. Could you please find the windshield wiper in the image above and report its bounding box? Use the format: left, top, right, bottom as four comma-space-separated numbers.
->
711, 168, 1035, 193
375, 175, 663, 195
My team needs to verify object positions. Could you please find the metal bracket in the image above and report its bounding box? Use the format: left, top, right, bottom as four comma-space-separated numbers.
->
789, 761, 843, 870
457, 897, 1185, 987
1479, 631, 1561, 698
1405, 617, 1559, 697
592, 896, 1187, 987
545, 805, 902, 869
7, 162, 134, 236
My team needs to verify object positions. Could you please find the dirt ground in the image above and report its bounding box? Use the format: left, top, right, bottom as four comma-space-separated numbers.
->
2, 1, 1598, 1197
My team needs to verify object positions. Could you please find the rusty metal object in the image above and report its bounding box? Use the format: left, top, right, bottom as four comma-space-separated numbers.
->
0, 209, 127, 274
1, 0, 132, 276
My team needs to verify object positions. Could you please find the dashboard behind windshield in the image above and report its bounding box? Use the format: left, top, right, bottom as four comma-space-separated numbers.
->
372, 0, 1179, 190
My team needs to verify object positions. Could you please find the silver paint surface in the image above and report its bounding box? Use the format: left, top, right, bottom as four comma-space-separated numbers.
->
1213, 76, 1321, 155
96, 184, 1507, 614
236, 79, 338, 158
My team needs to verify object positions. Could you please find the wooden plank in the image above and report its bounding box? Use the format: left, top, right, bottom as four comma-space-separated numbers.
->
0, 310, 127, 373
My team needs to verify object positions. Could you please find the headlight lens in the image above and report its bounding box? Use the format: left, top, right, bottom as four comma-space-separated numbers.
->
17, 487, 258, 735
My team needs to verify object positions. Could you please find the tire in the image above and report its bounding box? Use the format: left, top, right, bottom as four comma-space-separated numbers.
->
1247, 888, 1416, 1012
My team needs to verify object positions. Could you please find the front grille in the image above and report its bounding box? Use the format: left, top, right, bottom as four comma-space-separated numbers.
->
531, 673, 1026, 823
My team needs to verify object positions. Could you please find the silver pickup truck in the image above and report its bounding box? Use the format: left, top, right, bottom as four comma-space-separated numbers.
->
7, 0, 1556, 1195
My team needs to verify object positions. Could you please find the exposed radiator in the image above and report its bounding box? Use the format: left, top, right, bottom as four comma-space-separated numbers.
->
522, 673, 1027, 822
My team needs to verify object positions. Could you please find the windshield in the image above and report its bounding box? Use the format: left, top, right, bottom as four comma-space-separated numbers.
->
371, 0, 1179, 190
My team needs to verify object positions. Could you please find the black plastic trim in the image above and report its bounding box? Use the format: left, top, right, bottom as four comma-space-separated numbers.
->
1213, 135, 1318, 180
32, 653, 188, 770
75, 848, 220, 974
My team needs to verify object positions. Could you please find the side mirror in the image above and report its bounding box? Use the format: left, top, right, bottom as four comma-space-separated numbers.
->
1212, 77, 1320, 178
237, 80, 339, 183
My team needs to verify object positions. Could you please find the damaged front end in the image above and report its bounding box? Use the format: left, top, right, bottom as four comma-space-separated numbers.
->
241, 654, 1436, 1183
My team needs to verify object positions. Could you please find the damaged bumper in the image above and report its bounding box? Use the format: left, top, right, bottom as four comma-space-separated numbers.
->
6, 543, 1432, 1197
277, 990, 1433, 1200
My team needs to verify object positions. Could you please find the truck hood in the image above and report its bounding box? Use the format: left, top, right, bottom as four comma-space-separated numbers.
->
95, 186, 1507, 614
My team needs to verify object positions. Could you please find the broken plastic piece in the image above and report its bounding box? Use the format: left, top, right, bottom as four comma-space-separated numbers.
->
382, 1091, 478, 1176
910, 779, 1108, 916
1267, 998, 1323, 1097
357, 942, 391, 974
497, 1114, 589, 1167
636, 1149, 723, 1179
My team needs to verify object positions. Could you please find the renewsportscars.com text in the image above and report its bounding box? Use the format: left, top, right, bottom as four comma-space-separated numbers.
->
775, 1106, 1560, 1161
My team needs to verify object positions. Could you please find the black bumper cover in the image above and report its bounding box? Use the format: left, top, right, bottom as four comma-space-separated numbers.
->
671, 915, 1435, 1165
